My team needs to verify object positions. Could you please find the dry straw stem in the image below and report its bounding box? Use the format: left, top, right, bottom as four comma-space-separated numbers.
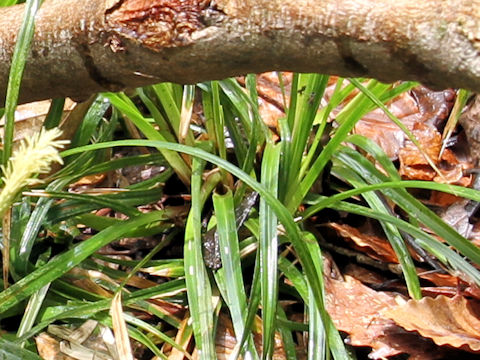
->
0, 0, 479, 105
0, 127, 67, 218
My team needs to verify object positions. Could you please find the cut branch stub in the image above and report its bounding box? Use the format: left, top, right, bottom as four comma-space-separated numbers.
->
105, 0, 218, 49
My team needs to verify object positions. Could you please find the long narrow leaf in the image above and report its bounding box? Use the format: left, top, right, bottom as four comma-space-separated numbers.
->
213, 190, 257, 359
259, 143, 280, 359
2, 0, 41, 164
184, 156, 216, 358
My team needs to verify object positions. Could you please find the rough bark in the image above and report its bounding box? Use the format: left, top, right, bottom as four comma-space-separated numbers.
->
0, 0, 479, 106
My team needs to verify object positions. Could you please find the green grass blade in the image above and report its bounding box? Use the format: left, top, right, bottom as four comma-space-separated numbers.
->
278, 256, 308, 300
293, 78, 415, 211
218, 78, 253, 136
242, 74, 266, 173
15, 248, 51, 340
16, 283, 50, 342
291, 84, 371, 211
213, 190, 257, 359
41, 191, 141, 217
259, 143, 281, 359
0, 338, 41, 359
179, 84, 196, 145
18, 279, 186, 342
77, 152, 168, 180
304, 235, 326, 360
0, 0, 19, 6
286, 74, 300, 130
123, 313, 188, 357
46, 188, 164, 223
222, 105, 248, 163
314, 78, 352, 125
234, 250, 261, 359
62, 139, 352, 358
122, 325, 167, 360
136, 87, 177, 143
44, 98, 65, 129
276, 305, 300, 360
152, 83, 183, 140
303, 232, 348, 360
206, 81, 227, 159
184, 156, 216, 359
278, 242, 348, 360
2, 0, 41, 165
70, 95, 110, 148
303, 180, 480, 219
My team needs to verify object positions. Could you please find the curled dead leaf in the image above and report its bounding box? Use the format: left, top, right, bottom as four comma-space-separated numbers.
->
384, 295, 480, 353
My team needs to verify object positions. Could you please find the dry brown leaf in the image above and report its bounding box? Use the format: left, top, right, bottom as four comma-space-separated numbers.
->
167, 315, 192, 360
468, 222, 480, 248
384, 295, 480, 352
418, 270, 459, 287
0, 99, 76, 143
257, 98, 285, 129
354, 91, 419, 159
111, 292, 134, 360
417, 285, 480, 300
325, 274, 399, 357
325, 274, 449, 359
354, 87, 454, 160
235, 77, 461, 181
437, 199, 475, 240
436, 149, 472, 186
69, 173, 107, 188
398, 122, 472, 184
428, 191, 464, 207
352, 85, 472, 185
343, 264, 388, 285
401, 123, 443, 164
35, 333, 73, 360
237, 72, 292, 129
328, 222, 399, 263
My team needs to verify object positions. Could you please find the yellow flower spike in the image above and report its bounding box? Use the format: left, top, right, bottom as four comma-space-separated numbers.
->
0, 127, 68, 218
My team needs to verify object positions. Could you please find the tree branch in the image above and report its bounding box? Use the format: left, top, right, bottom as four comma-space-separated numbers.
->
0, 0, 479, 105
